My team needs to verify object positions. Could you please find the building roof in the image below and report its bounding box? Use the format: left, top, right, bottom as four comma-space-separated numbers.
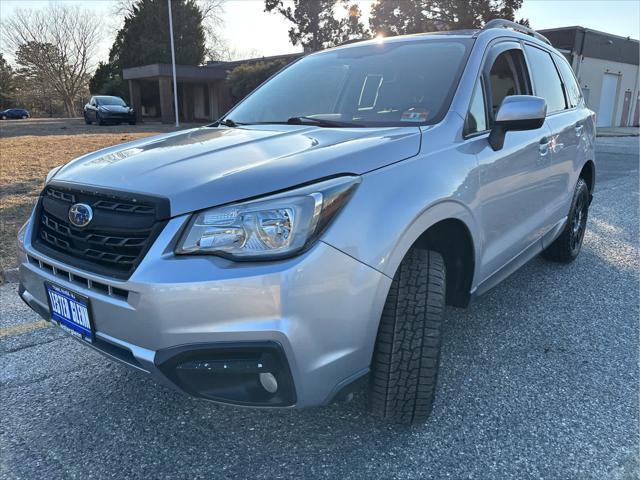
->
123, 53, 303, 82
123, 63, 227, 81
540, 26, 639, 66
205, 52, 302, 69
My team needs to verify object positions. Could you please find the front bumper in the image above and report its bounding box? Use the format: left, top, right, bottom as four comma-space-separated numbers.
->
99, 111, 135, 122
18, 214, 391, 407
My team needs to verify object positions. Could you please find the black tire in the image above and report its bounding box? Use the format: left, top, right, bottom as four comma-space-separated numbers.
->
1, 115, 6, 120
97, 113, 105, 126
129, 121, 136, 125
84, 114, 92, 125
542, 178, 589, 263
369, 248, 446, 424
21, 115, 27, 119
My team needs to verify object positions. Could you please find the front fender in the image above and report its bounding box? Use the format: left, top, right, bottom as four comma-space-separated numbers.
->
322, 139, 482, 287
382, 199, 481, 281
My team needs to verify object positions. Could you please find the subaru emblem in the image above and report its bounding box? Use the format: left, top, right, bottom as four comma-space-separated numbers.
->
68, 203, 93, 228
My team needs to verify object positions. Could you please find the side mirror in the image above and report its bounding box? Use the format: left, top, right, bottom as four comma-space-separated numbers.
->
488, 95, 547, 151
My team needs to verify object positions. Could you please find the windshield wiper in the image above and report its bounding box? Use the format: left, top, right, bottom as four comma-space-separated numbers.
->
218, 118, 246, 128
286, 116, 363, 128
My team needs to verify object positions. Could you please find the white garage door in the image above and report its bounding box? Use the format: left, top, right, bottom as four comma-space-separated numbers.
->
597, 73, 618, 127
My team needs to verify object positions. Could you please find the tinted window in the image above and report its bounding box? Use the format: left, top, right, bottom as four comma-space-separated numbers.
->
96, 96, 126, 106
524, 45, 566, 113
554, 54, 581, 108
487, 49, 530, 123
226, 39, 472, 127
466, 78, 487, 134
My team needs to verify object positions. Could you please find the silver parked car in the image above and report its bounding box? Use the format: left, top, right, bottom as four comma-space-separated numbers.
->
18, 20, 595, 424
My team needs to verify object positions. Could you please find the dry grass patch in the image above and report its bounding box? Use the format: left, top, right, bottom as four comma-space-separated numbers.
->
0, 132, 162, 270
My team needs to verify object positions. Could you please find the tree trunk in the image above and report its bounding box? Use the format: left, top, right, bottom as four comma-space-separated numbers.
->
63, 96, 76, 118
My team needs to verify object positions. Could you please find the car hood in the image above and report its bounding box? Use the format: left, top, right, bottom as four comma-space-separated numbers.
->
53, 125, 421, 216
99, 105, 131, 113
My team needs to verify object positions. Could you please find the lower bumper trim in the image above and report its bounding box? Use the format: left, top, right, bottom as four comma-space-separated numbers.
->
155, 341, 297, 407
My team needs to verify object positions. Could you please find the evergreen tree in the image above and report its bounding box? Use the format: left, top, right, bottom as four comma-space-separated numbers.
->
90, 0, 207, 96
0, 53, 16, 109
264, 0, 368, 52
370, 0, 527, 37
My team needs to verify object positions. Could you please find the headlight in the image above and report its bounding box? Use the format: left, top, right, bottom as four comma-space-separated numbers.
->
45, 165, 62, 184
176, 176, 360, 260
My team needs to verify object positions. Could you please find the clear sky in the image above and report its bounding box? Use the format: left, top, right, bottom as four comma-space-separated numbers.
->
1, 0, 638, 64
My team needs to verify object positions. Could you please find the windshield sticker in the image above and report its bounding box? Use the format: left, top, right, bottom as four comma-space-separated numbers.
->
401, 110, 428, 122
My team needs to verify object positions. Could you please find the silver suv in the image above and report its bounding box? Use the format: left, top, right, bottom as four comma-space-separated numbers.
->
18, 20, 595, 424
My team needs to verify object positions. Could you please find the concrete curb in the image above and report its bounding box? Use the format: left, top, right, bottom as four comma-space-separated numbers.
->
596, 132, 640, 137
0, 268, 19, 285
596, 128, 640, 138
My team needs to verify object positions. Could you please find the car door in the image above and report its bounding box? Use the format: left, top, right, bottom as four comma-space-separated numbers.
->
89, 98, 98, 121
466, 41, 554, 284
523, 44, 579, 232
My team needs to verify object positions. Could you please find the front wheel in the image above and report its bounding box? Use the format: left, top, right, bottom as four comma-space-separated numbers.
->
97, 113, 105, 126
1, 115, 6, 120
369, 248, 446, 424
542, 178, 590, 263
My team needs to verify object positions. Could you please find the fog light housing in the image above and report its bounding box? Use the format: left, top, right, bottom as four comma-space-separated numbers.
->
155, 342, 296, 407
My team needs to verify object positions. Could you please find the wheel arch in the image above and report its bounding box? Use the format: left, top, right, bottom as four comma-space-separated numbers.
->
579, 160, 595, 199
384, 200, 480, 308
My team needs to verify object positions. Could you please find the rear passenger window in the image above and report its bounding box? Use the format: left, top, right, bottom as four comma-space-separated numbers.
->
487, 49, 530, 125
524, 45, 566, 113
554, 55, 581, 108
466, 78, 487, 134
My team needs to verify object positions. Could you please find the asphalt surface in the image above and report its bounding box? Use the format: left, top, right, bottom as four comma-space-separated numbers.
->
1, 137, 638, 480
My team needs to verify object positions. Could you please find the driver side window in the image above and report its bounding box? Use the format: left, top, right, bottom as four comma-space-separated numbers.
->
487, 49, 531, 126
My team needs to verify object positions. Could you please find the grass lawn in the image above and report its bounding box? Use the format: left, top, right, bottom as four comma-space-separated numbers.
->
0, 131, 164, 271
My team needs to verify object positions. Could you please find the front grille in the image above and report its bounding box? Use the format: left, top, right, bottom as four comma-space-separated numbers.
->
32, 184, 170, 280
26, 255, 129, 300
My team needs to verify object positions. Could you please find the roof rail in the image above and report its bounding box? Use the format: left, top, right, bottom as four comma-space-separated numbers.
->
480, 19, 552, 45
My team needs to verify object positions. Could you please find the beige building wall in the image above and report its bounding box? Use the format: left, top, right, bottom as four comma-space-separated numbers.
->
574, 57, 640, 127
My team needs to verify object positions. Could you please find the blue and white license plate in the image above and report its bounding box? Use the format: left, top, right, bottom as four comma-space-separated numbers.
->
45, 282, 94, 342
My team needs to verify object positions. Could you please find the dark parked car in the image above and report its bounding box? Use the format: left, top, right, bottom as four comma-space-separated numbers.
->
84, 96, 136, 125
1, 108, 30, 120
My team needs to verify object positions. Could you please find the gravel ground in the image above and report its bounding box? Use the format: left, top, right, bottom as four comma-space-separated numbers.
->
0, 137, 638, 480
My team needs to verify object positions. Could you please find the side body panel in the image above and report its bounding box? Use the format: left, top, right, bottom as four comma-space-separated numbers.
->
468, 125, 553, 282
322, 112, 483, 283
324, 31, 596, 295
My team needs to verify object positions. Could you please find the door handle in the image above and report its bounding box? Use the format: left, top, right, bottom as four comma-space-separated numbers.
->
539, 137, 550, 156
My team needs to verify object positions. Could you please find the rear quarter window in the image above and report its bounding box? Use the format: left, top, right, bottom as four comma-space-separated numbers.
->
554, 54, 582, 108
524, 44, 566, 114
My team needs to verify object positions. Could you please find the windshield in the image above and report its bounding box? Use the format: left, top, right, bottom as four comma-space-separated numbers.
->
97, 96, 126, 106
225, 39, 472, 127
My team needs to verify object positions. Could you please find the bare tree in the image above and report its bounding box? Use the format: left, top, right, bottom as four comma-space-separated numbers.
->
1, 4, 101, 117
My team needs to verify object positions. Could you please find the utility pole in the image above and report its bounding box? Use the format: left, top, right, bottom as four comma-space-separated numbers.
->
167, 0, 180, 127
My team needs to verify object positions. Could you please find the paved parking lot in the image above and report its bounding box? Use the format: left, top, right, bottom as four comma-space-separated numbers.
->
1, 137, 638, 480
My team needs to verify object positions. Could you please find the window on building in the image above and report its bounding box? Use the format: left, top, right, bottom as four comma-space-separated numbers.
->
524, 45, 567, 113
